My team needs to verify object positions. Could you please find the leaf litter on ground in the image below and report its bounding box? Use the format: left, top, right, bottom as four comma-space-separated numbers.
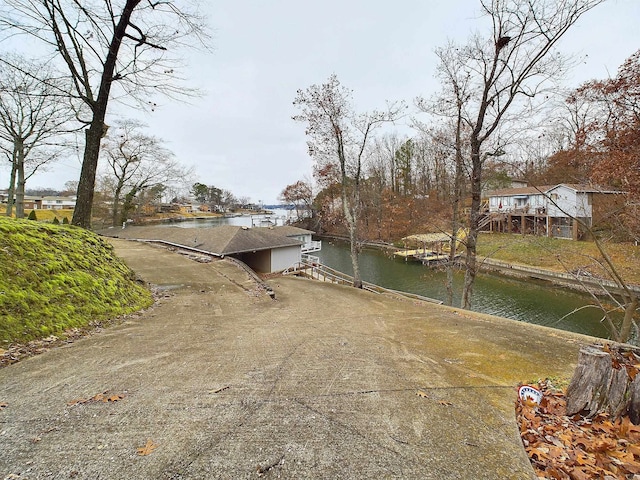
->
516, 379, 640, 479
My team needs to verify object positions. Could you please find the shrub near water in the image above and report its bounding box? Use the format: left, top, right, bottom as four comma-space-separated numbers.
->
0, 217, 153, 345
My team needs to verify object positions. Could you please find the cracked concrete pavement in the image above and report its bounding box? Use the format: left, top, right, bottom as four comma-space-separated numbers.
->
0, 239, 594, 479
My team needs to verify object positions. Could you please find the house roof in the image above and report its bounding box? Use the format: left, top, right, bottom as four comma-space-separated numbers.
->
41, 196, 77, 201
487, 184, 624, 197
402, 233, 451, 244
272, 226, 315, 237
98, 225, 303, 256
547, 184, 624, 194
487, 186, 553, 197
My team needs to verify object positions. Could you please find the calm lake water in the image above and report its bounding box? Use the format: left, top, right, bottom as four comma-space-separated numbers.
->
170, 210, 293, 228
316, 240, 612, 339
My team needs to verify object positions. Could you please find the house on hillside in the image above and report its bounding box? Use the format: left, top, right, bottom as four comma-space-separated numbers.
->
0, 193, 75, 211
41, 196, 76, 210
8, 195, 43, 210
99, 224, 321, 274
484, 184, 625, 240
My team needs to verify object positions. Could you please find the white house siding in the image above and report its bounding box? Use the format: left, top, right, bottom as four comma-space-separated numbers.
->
270, 245, 301, 272
489, 192, 545, 213
545, 185, 592, 219
291, 233, 312, 244
41, 197, 76, 210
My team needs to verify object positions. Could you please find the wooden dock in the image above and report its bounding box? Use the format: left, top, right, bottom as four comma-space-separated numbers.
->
394, 229, 467, 265
393, 249, 457, 265
393, 249, 426, 259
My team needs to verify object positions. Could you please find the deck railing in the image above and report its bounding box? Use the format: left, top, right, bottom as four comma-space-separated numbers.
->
301, 240, 322, 253
282, 259, 442, 305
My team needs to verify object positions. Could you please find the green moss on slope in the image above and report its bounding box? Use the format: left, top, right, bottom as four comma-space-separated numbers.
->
0, 217, 153, 345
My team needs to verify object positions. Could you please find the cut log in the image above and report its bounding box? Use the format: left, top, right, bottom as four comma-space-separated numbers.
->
565, 344, 640, 424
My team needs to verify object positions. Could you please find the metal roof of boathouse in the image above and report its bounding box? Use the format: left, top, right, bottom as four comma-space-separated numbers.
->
98, 225, 311, 256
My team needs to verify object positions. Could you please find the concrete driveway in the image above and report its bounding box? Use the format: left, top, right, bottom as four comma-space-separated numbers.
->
0, 239, 591, 479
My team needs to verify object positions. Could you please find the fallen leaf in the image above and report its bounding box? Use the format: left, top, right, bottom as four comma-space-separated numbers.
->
568, 466, 592, 480
438, 400, 453, 406
0, 402, 8, 410
416, 390, 429, 398
625, 364, 639, 381
137, 439, 159, 456
528, 446, 549, 460
67, 390, 126, 406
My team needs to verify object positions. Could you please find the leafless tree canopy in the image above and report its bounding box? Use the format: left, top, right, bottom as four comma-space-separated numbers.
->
0, 54, 76, 217
1, 0, 209, 111
0, 0, 209, 227
100, 118, 192, 226
293, 74, 405, 287
427, 0, 606, 309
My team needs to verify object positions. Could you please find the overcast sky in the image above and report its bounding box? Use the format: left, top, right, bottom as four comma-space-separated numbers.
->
10, 0, 640, 204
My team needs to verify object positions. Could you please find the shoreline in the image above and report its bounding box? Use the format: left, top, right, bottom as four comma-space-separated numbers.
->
316, 234, 640, 296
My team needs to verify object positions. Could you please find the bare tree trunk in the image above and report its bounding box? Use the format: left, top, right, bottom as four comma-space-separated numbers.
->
566, 344, 640, 424
5, 158, 16, 217
462, 143, 482, 309
73, 123, 104, 228
342, 190, 362, 289
72, 0, 141, 229
15, 145, 25, 219
446, 99, 465, 306
620, 296, 639, 345
112, 182, 123, 227
120, 187, 139, 226
348, 223, 362, 289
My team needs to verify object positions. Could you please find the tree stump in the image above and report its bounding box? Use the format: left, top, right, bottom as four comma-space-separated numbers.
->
566, 344, 640, 424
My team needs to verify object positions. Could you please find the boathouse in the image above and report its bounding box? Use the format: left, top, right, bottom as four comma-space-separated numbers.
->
483, 184, 625, 240
99, 225, 321, 274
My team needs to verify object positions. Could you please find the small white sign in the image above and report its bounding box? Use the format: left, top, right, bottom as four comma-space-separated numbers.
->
518, 385, 543, 405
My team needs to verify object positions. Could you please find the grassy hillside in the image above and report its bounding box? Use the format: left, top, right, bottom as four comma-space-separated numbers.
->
476, 233, 640, 285
0, 217, 153, 346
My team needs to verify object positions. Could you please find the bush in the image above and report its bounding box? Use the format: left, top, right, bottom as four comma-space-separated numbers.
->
62, 217, 69, 224
28, 210, 37, 221
52, 217, 60, 225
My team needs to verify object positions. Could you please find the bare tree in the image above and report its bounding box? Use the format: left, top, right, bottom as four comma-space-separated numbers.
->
220, 189, 238, 212
0, 55, 75, 217
293, 74, 404, 288
435, 0, 605, 309
371, 133, 404, 194
416, 42, 477, 305
279, 179, 314, 224
100, 119, 191, 226
0, 0, 208, 228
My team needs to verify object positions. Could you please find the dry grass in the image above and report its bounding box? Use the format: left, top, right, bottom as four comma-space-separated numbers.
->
476, 233, 640, 286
